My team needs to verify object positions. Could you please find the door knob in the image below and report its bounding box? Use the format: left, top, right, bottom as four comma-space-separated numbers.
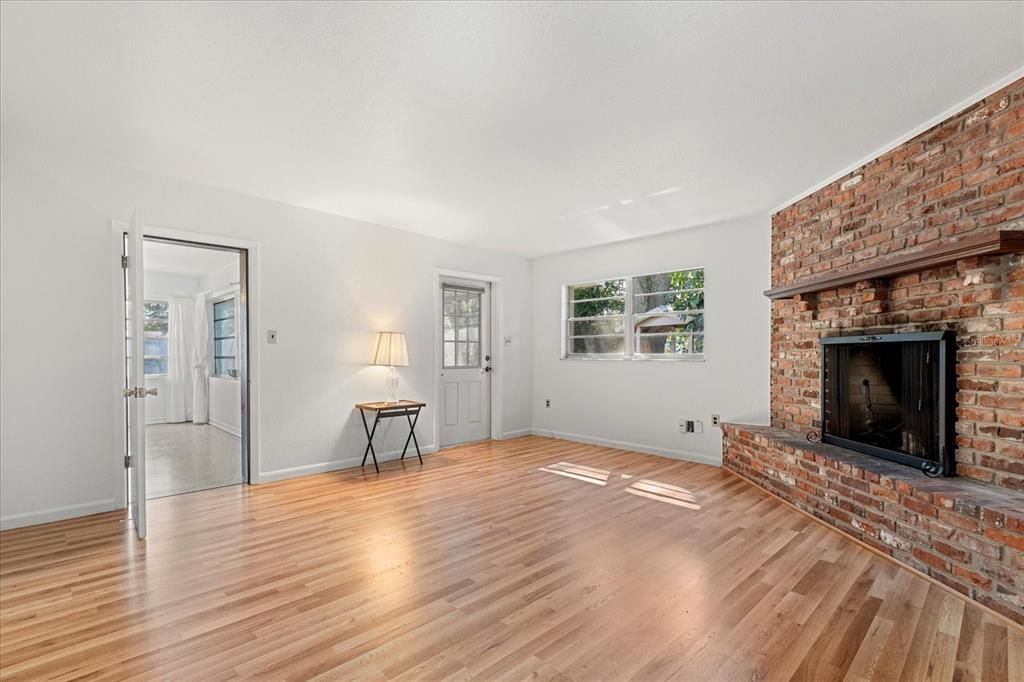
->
121, 386, 158, 398
484, 366, 492, 373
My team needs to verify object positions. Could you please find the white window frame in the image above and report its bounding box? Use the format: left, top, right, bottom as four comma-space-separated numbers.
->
442, 283, 485, 369
143, 299, 170, 376
562, 267, 705, 362
211, 294, 239, 379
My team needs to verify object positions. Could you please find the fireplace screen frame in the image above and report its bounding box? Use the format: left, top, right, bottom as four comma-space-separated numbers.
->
819, 331, 957, 477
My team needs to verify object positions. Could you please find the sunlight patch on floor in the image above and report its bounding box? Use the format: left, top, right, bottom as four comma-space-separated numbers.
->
537, 461, 610, 486
625, 479, 701, 510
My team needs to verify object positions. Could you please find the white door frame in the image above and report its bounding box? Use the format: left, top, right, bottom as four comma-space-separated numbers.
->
433, 268, 503, 448
110, 221, 263, 511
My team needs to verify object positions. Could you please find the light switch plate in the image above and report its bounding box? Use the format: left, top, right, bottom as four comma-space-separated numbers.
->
267, 329, 278, 344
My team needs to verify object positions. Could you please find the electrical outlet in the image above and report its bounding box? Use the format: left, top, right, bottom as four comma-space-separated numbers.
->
711, 414, 721, 427
678, 418, 703, 434
545, 399, 551, 408
504, 336, 513, 346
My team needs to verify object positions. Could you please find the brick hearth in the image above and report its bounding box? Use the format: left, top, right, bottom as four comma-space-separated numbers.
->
723, 77, 1024, 623
724, 424, 1023, 623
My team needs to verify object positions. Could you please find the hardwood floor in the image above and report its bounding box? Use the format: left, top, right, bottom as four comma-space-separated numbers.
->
1, 436, 1020, 681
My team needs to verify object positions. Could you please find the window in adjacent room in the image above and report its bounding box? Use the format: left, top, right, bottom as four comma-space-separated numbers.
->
143, 300, 169, 375
213, 297, 238, 378
563, 267, 704, 359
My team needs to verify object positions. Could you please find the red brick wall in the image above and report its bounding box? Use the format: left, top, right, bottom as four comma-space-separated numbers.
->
771, 78, 1024, 490
724, 425, 1024, 624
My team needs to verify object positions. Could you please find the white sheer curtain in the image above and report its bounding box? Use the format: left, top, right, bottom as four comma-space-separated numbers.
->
191, 294, 211, 424
164, 297, 193, 423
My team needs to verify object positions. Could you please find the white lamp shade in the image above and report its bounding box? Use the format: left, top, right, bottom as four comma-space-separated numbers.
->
372, 331, 409, 367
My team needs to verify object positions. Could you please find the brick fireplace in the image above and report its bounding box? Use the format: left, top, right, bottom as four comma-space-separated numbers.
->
723, 77, 1024, 624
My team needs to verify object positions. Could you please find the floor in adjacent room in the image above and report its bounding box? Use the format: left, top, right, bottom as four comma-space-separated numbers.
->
145, 422, 242, 499
0, 436, 1020, 680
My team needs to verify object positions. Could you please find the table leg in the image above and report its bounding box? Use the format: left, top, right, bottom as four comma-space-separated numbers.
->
402, 408, 423, 464
360, 410, 381, 474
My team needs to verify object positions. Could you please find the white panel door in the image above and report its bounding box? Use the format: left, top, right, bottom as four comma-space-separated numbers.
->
439, 280, 491, 446
123, 213, 148, 539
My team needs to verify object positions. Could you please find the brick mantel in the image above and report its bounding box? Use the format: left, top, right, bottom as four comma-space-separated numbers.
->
764, 228, 1024, 300
723, 77, 1024, 622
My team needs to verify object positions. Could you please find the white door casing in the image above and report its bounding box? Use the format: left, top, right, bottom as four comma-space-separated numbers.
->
123, 212, 147, 539
112, 222, 261, 515
439, 278, 491, 446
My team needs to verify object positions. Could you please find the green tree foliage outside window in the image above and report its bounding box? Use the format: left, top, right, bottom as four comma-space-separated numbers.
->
633, 268, 704, 354
566, 268, 705, 357
571, 279, 627, 318
143, 301, 170, 374
143, 301, 169, 333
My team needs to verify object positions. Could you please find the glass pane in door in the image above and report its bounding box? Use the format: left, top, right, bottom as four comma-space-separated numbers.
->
442, 286, 482, 369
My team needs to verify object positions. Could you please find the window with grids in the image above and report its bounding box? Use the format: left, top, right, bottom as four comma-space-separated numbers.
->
565, 279, 627, 355
143, 300, 169, 375
213, 298, 238, 378
564, 267, 704, 359
442, 285, 482, 368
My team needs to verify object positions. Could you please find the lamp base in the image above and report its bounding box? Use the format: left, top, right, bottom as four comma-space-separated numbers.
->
386, 366, 400, 403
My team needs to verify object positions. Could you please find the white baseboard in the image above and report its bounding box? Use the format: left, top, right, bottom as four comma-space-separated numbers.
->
530, 429, 722, 467
146, 417, 167, 425
257, 444, 439, 483
0, 498, 118, 531
209, 418, 241, 438
501, 428, 532, 439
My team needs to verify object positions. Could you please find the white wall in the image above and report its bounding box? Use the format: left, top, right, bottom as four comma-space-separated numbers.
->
145, 271, 201, 298
530, 215, 771, 465
143, 271, 201, 424
205, 276, 242, 435
208, 376, 241, 436
200, 261, 239, 292
0, 145, 532, 529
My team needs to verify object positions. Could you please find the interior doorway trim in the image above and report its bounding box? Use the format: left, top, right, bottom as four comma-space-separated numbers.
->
433, 268, 504, 449
110, 222, 263, 511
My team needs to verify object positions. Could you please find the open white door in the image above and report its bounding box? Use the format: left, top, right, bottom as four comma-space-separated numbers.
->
123, 212, 148, 539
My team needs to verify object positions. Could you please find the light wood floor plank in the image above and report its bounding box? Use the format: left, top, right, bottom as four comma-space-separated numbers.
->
1, 436, 1019, 681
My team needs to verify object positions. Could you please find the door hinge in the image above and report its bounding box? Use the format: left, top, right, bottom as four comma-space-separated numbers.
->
124, 455, 132, 468
121, 255, 129, 269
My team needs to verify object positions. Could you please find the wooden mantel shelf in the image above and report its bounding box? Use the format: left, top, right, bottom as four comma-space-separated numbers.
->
764, 230, 1024, 300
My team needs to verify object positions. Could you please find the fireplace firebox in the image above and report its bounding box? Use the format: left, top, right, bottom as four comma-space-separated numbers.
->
820, 331, 956, 476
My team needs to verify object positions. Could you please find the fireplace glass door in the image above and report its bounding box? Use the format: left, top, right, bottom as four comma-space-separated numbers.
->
821, 332, 955, 476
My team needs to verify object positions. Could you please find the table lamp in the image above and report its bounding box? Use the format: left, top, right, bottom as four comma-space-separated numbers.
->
372, 331, 409, 404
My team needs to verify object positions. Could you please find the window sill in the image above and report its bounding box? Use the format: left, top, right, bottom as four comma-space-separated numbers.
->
561, 355, 705, 362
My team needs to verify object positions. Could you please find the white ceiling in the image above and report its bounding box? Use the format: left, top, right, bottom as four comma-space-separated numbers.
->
2, 2, 1022, 258
144, 240, 238, 277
